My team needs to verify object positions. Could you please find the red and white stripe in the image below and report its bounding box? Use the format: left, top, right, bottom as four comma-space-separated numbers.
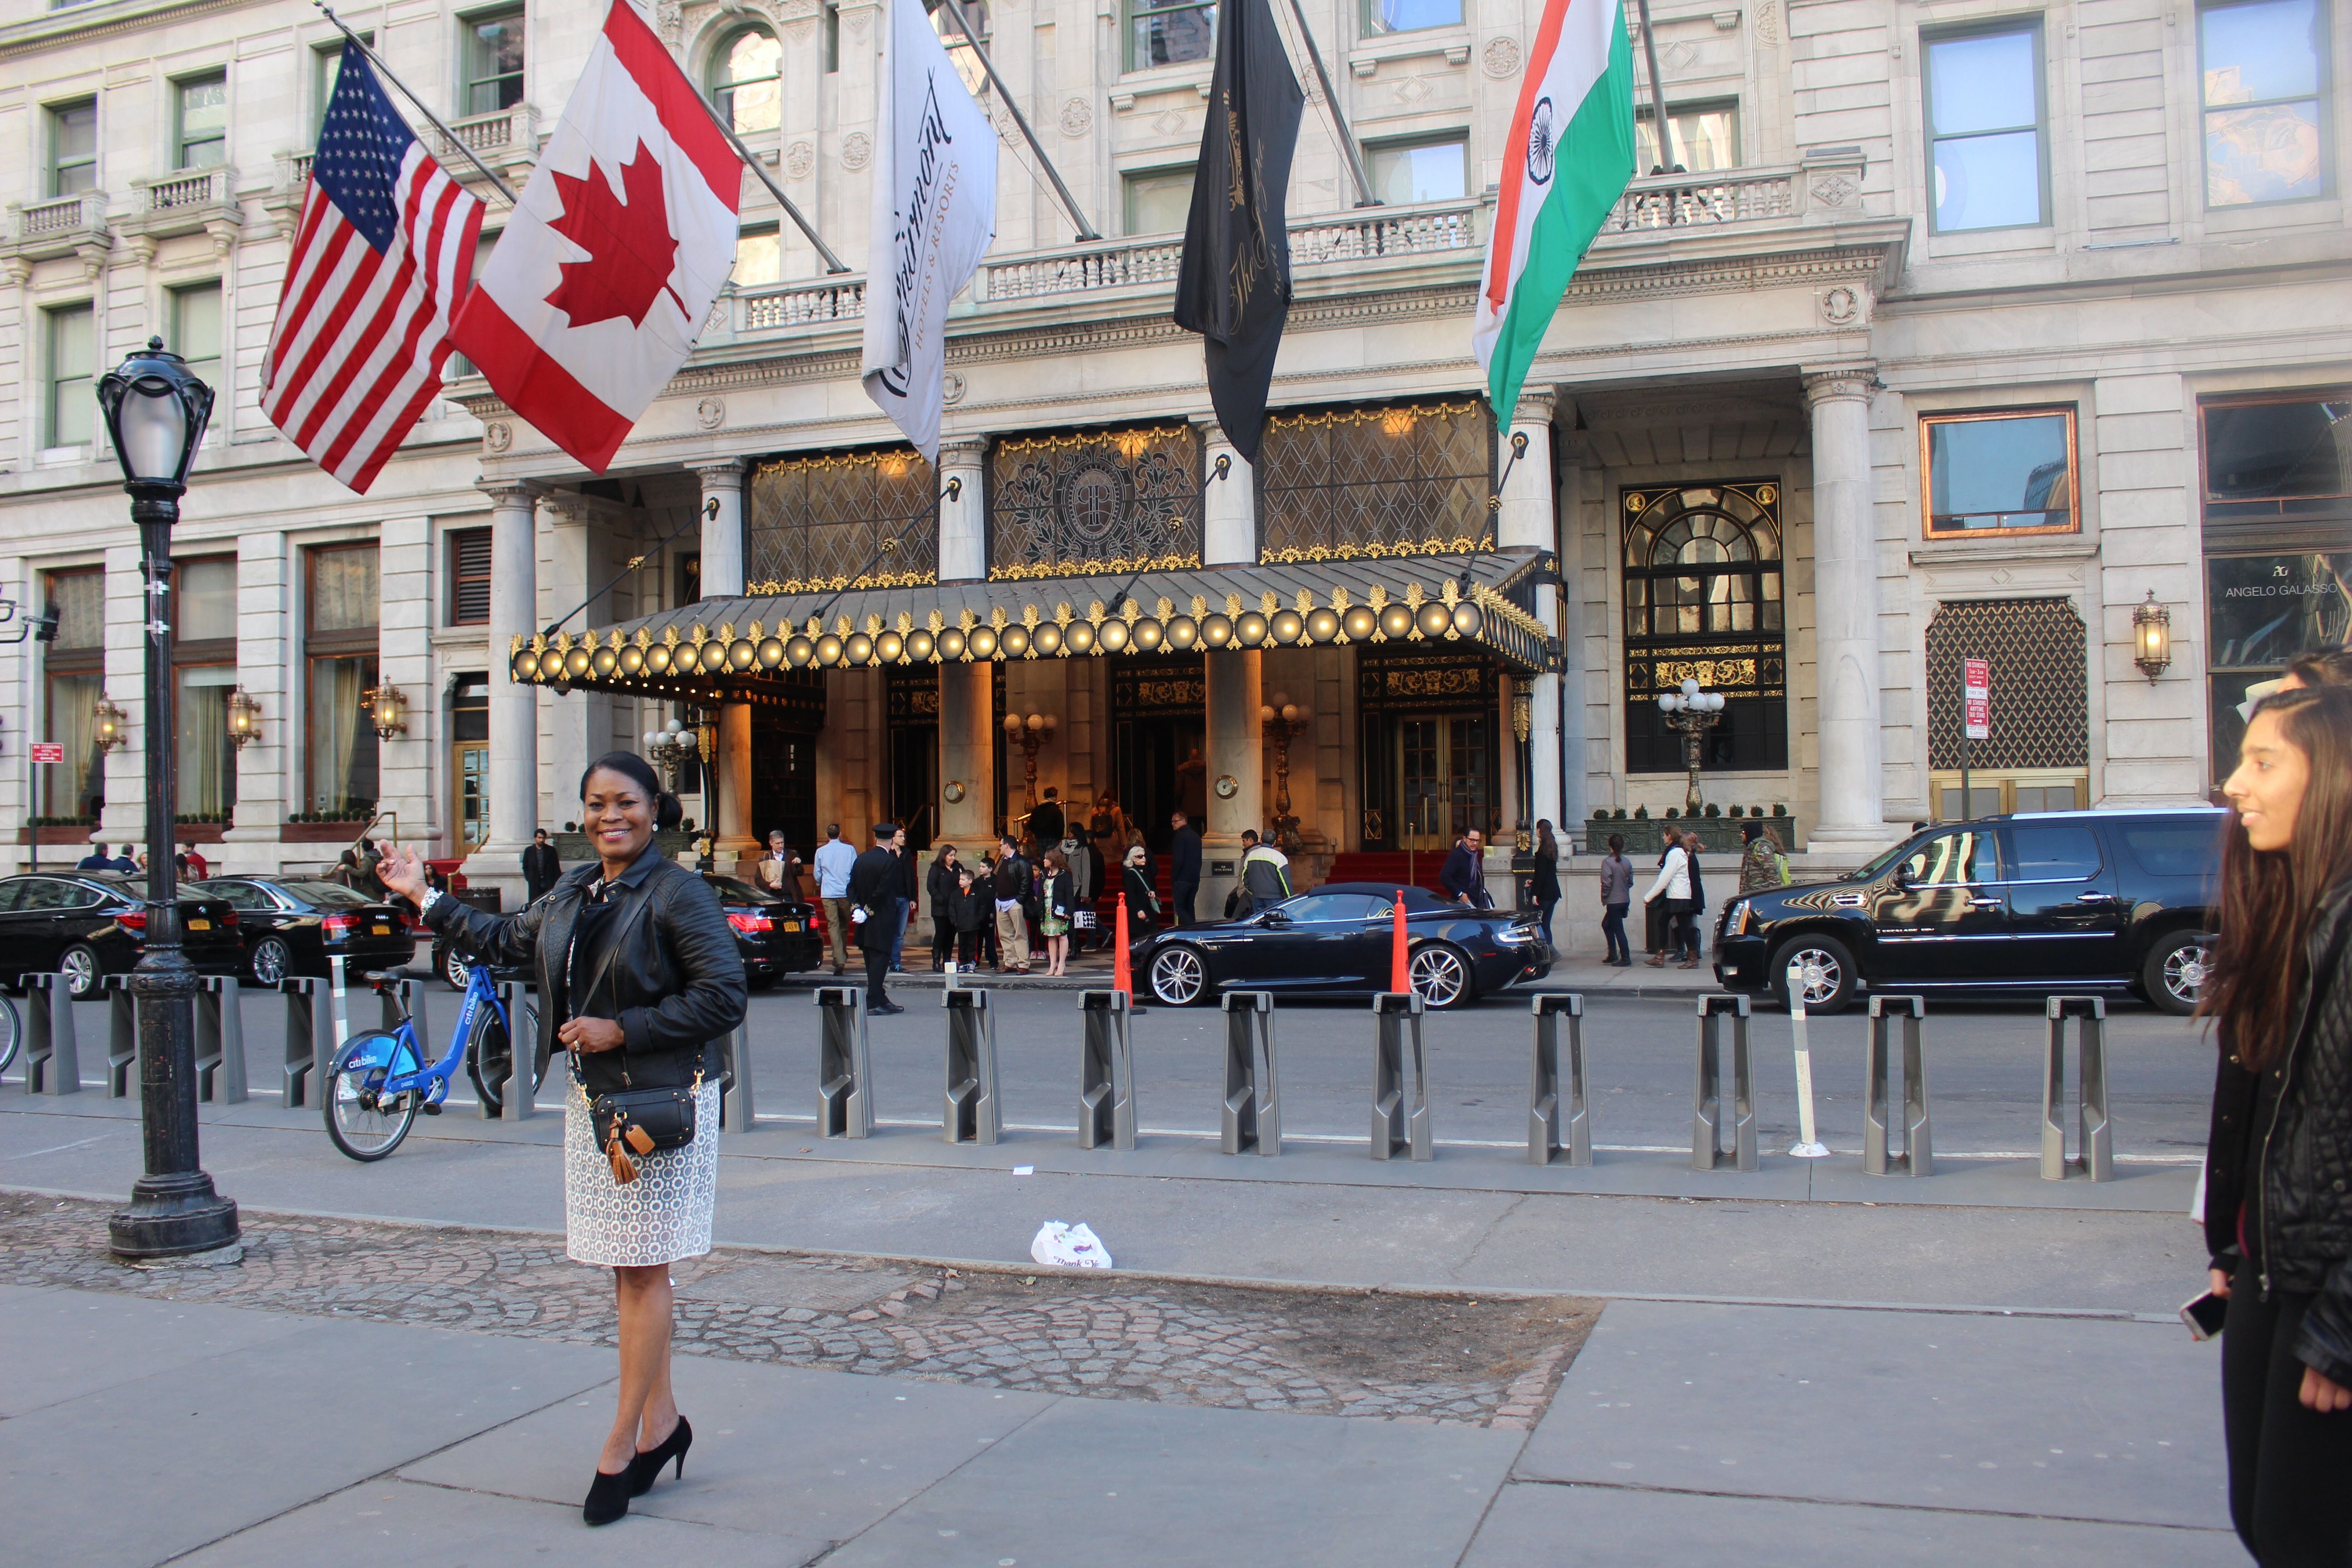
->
261, 147, 484, 495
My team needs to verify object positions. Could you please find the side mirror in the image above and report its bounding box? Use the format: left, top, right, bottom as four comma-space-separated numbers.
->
1261, 909, 1289, 928
1891, 865, 1912, 890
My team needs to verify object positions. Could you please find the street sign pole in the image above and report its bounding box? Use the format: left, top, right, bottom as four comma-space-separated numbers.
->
27, 740, 63, 872
1961, 659, 1992, 821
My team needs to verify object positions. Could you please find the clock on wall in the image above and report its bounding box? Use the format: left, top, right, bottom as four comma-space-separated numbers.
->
943, 780, 967, 804
1213, 774, 1239, 799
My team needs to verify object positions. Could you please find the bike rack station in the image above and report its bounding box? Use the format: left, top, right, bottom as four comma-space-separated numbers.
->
2042, 995, 2114, 1181
18, 972, 79, 1095
1078, 989, 1136, 1152
1370, 991, 1432, 1162
1529, 993, 1591, 1167
1221, 990, 1279, 1156
720, 1021, 755, 1134
1863, 995, 1931, 1177
941, 987, 1000, 1146
193, 974, 247, 1105
277, 975, 334, 1108
1692, 993, 1758, 1173
95, 975, 136, 1098
815, 985, 872, 1139
492, 979, 537, 1121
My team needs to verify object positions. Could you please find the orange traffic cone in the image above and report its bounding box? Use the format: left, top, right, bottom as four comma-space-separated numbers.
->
1113, 892, 1133, 1001
1390, 889, 1410, 994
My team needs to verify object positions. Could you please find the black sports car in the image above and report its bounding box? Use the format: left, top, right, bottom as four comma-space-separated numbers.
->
1131, 883, 1554, 1009
191, 876, 418, 985
0, 872, 245, 998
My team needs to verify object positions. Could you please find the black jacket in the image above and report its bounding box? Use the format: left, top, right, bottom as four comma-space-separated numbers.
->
951, 882, 990, 933
925, 855, 962, 918
521, 841, 563, 898
1171, 826, 1203, 888
426, 845, 745, 1099
1531, 846, 1561, 900
1029, 799, 1065, 847
2205, 877, 2352, 1385
1440, 843, 1490, 906
993, 853, 1030, 903
1041, 868, 1074, 922
848, 845, 902, 950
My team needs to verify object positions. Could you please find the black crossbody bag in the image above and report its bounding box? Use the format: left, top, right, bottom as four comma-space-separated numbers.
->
566, 882, 698, 1184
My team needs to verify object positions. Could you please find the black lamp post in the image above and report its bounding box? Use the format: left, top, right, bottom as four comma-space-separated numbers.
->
97, 336, 239, 1259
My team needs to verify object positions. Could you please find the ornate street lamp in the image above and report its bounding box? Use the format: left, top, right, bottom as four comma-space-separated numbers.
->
363, 683, 408, 740
2132, 591, 2172, 682
1657, 676, 1726, 815
1260, 692, 1311, 854
92, 695, 129, 753
94, 335, 237, 1259
1003, 710, 1058, 813
644, 716, 699, 795
225, 686, 261, 749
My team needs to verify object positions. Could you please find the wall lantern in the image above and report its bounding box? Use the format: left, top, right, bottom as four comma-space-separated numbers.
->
93, 695, 128, 753
225, 686, 261, 749
2132, 591, 2172, 682
363, 683, 408, 740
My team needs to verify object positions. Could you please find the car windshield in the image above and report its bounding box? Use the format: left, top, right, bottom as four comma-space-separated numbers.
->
278, 880, 374, 908
705, 875, 781, 905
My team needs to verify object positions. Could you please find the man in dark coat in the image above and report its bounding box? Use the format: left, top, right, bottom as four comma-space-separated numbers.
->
1440, 829, 1493, 908
1028, 788, 1065, 851
848, 823, 906, 1014
522, 828, 562, 903
1169, 809, 1203, 926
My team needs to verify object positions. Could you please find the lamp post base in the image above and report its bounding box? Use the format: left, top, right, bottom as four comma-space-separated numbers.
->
109, 1171, 240, 1258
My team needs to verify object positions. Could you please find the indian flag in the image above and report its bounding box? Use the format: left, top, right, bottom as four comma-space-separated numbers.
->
1473, 0, 1636, 416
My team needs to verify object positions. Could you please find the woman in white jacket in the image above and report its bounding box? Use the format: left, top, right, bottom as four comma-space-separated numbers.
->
1642, 839, 1698, 970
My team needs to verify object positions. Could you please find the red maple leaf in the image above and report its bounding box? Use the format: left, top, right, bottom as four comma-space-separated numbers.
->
544, 140, 687, 329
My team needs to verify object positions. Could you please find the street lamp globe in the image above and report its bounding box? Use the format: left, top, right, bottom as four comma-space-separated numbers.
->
97, 337, 214, 491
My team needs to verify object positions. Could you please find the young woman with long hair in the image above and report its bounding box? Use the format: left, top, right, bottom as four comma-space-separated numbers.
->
2200, 684, 2352, 1565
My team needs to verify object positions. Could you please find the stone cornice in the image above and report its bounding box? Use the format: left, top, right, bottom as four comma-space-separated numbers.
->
0, 0, 247, 58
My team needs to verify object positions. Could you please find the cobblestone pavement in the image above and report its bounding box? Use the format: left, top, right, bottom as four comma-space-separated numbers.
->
0, 1192, 1593, 1429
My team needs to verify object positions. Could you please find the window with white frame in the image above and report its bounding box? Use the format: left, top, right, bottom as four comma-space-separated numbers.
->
49, 100, 96, 197
1123, 167, 1196, 234
1366, 133, 1470, 204
46, 304, 94, 449
176, 72, 228, 170
170, 283, 223, 392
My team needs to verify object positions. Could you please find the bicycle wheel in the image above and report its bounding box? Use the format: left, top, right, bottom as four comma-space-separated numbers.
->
0, 992, 20, 1077
324, 1029, 422, 1161
466, 1000, 543, 1112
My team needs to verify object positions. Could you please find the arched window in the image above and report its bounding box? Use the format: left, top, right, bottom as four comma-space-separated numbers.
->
708, 25, 782, 135
1620, 481, 1788, 774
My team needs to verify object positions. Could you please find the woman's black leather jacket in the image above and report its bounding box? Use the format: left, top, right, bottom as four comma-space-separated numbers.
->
424, 845, 747, 1098
2205, 876, 2352, 1385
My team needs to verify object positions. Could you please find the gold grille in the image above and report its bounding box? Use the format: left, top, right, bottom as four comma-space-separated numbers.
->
1925, 598, 2087, 769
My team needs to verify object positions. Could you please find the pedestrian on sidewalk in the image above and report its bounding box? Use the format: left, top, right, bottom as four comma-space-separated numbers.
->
1239, 831, 1290, 916
1641, 834, 1694, 969
523, 828, 563, 903
951, 864, 989, 969
1123, 843, 1161, 929
1531, 820, 1562, 946
755, 830, 802, 897
379, 751, 744, 1528
1738, 819, 1789, 893
813, 823, 855, 977
1039, 848, 1074, 976
993, 834, 1033, 974
1441, 828, 1493, 907
926, 845, 962, 970
849, 823, 905, 1014
1598, 833, 1633, 966
888, 824, 916, 973
1681, 831, 1708, 965
2200, 684, 2352, 1568
1170, 809, 1202, 927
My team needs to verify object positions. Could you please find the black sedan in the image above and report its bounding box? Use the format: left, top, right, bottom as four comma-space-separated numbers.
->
703, 874, 824, 987
1132, 883, 1554, 1009
0, 872, 245, 998
190, 877, 418, 986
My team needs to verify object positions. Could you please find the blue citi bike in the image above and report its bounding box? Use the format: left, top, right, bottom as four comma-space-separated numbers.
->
323, 960, 543, 1161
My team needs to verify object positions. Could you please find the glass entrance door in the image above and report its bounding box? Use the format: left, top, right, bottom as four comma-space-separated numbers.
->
1397, 715, 1489, 851
455, 742, 489, 851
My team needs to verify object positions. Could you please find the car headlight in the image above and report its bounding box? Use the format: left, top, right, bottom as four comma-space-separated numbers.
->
1725, 900, 1752, 937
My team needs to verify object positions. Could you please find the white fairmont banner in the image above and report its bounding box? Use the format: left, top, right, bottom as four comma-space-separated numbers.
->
450, 0, 740, 473
860, 0, 997, 462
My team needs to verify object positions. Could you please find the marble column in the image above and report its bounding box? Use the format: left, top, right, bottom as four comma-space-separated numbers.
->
695, 461, 746, 598
1196, 417, 1255, 566
1553, 440, 1590, 829
1200, 648, 1262, 915
937, 660, 995, 845
469, 483, 539, 883
936, 439, 986, 583
1803, 367, 1891, 849
1498, 393, 1561, 837
696, 462, 757, 862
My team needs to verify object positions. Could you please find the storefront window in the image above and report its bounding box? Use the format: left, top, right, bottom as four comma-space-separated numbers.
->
1258, 401, 1490, 561
2204, 550, 2352, 779
1620, 480, 1788, 774
40, 568, 103, 821
747, 447, 939, 593
2201, 394, 2350, 519
174, 558, 238, 819
305, 544, 379, 817
1921, 408, 2078, 536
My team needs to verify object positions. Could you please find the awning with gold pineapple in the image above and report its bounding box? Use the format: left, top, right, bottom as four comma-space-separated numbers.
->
510, 549, 1557, 698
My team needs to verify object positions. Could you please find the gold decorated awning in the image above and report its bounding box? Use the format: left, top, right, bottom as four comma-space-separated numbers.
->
510, 549, 1556, 696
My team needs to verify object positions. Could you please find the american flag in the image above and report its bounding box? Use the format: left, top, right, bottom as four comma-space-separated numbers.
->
262, 49, 484, 494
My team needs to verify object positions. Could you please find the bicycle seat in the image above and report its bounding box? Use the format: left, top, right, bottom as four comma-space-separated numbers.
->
361, 970, 406, 991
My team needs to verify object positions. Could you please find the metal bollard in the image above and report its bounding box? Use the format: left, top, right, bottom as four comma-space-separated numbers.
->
1078, 989, 1136, 1151
1370, 991, 1432, 1161
279, 976, 333, 1107
2042, 996, 2113, 1181
194, 975, 248, 1105
816, 986, 872, 1138
496, 980, 539, 1120
1530, 993, 1591, 1167
20, 973, 80, 1096
720, 1022, 755, 1133
941, 987, 1000, 1146
1692, 994, 1758, 1173
1221, 990, 1279, 1156
1863, 994, 1931, 1177
99, 974, 137, 1098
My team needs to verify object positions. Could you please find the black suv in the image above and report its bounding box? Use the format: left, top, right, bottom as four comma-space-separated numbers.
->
1713, 808, 2222, 1015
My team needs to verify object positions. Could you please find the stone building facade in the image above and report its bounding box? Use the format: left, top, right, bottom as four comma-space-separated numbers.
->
2, 0, 2345, 905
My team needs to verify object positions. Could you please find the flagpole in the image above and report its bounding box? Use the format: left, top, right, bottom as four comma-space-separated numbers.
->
934, 0, 1102, 241
684, 79, 854, 274
315, 4, 522, 203
1278, 0, 1378, 208
1630, 0, 1679, 173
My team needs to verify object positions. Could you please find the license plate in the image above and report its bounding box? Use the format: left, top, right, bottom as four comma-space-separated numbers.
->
186, 918, 210, 931
372, 925, 391, 936
781, 920, 802, 932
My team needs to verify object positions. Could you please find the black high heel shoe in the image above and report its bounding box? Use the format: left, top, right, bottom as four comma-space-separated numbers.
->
583, 1466, 632, 1526
625, 1414, 693, 1497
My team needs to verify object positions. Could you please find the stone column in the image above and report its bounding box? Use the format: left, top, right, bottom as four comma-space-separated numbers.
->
936, 439, 986, 582
1200, 648, 1262, 916
696, 462, 756, 863
1497, 393, 1561, 836
1554, 439, 1590, 829
1196, 417, 1255, 566
695, 461, 746, 598
938, 661, 995, 845
468, 483, 539, 884
715, 702, 756, 866
1803, 367, 1891, 850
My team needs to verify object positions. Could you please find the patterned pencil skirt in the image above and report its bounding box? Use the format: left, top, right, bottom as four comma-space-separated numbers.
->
562, 1078, 722, 1268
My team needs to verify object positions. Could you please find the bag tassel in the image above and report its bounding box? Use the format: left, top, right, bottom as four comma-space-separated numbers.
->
606, 1128, 640, 1185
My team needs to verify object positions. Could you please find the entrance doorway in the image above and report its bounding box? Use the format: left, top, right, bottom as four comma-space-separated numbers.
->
749, 671, 827, 858
450, 676, 488, 852
887, 666, 939, 849
1396, 715, 1491, 851
1112, 655, 1206, 853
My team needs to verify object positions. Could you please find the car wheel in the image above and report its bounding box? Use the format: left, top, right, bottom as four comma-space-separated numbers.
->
1149, 945, 1209, 1006
1769, 935, 1857, 1015
1408, 942, 1475, 1009
249, 935, 293, 988
440, 942, 471, 991
2143, 930, 2210, 1016
59, 944, 102, 1000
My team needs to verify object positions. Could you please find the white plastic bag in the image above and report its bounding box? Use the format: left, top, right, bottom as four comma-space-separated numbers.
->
1029, 1220, 1113, 1269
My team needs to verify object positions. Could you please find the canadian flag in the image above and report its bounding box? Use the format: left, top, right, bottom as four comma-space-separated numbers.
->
450, 0, 738, 473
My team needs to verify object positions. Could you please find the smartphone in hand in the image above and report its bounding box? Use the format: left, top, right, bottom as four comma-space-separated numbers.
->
2181, 1290, 2229, 1341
